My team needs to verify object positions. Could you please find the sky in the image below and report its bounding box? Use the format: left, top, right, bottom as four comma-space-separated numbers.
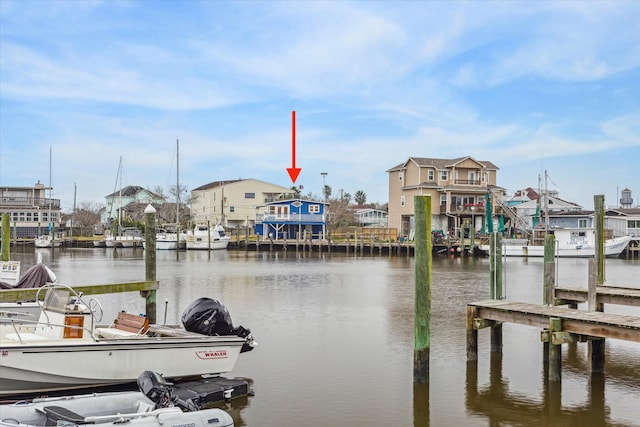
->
1, 1, 639, 213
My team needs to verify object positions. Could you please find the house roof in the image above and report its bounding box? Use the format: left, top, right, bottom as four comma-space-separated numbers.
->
192, 178, 294, 193
106, 186, 162, 199
387, 156, 499, 172
192, 179, 243, 191
605, 208, 640, 217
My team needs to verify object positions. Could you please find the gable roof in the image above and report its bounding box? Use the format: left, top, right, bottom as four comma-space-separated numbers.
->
387, 156, 499, 172
106, 186, 162, 199
192, 178, 294, 193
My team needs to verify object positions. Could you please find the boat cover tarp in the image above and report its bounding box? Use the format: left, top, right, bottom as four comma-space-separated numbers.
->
0, 263, 57, 289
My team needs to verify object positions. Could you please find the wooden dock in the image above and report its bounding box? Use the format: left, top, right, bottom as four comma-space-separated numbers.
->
555, 285, 640, 307
467, 299, 640, 346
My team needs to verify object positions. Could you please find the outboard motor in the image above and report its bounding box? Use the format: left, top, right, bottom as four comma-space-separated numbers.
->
182, 298, 254, 352
137, 371, 199, 411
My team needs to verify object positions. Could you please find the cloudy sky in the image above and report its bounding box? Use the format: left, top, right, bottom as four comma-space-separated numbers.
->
1, 1, 638, 212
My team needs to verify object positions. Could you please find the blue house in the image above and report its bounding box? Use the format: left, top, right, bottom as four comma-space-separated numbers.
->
255, 199, 329, 240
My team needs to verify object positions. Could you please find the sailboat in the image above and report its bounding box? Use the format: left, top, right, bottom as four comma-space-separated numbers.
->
144, 139, 186, 250
34, 148, 62, 248
104, 157, 144, 249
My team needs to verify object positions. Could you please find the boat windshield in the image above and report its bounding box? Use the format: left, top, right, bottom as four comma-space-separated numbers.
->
43, 288, 71, 311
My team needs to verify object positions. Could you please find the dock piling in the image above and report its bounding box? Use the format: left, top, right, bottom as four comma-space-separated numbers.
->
1, 213, 9, 261
414, 196, 432, 383
143, 204, 157, 323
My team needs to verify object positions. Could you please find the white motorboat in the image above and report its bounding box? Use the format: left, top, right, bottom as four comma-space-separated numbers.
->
104, 227, 144, 248
34, 234, 63, 248
0, 261, 21, 286
0, 284, 256, 396
186, 223, 231, 250
478, 228, 632, 258
0, 371, 234, 427
143, 225, 188, 250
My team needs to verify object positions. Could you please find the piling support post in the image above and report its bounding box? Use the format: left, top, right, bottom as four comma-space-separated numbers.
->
414, 196, 432, 383
549, 317, 562, 382
1, 213, 9, 262
587, 258, 606, 373
489, 232, 502, 300
143, 204, 157, 324
466, 305, 478, 361
594, 195, 605, 285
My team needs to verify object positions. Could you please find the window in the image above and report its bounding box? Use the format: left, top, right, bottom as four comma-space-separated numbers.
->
309, 204, 320, 213
578, 219, 587, 228
441, 171, 448, 180
440, 195, 446, 206
398, 171, 404, 181
229, 206, 235, 213
400, 196, 405, 207
428, 170, 434, 181
628, 220, 640, 228
244, 193, 255, 199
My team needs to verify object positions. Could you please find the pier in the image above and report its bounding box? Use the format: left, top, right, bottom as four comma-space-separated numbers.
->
466, 195, 640, 386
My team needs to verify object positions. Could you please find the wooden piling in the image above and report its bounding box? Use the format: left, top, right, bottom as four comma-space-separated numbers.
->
466, 305, 478, 361
594, 195, 605, 285
414, 195, 432, 383
489, 232, 502, 300
549, 317, 562, 381
1, 213, 9, 262
143, 204, 157, 324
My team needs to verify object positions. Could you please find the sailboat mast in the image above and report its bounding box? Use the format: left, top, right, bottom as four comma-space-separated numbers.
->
176, 138, 180, 224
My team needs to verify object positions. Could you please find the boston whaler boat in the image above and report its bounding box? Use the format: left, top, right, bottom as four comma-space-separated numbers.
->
0, 371, 234, 427
0, 283, 256, 396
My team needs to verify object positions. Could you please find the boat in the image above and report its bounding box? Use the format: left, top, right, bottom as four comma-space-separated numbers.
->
148, 225, 188, 250
0, 259, 58, 325
34, 234, 63, 248
0, 371, 234, 427
33, 148, 62, 248
0, 283, 256, 396
104, 227, 144, 248
186, 223, 231, 250
478, 228, 632, 258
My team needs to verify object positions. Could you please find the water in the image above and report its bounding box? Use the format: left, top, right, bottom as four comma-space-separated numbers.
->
8, 247, 640, 426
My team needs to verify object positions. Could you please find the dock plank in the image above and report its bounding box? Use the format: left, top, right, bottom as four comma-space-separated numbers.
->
555, 285, 640, 307
468, 300, 640, 343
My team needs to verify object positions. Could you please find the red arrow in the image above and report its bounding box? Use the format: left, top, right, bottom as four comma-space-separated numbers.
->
287, 110, 301, 183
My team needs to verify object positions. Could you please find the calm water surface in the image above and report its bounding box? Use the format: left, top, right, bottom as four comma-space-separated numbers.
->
10, 247, 640, 426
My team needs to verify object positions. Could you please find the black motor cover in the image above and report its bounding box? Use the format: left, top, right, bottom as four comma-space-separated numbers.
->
182, 298, 254, 352
181, 298, 236, 336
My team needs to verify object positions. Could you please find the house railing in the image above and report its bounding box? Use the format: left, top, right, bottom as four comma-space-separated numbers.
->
0, 196, 61, 209
454, 179, 482, 185
440, 204, 486, 214
256, 213, 327, 223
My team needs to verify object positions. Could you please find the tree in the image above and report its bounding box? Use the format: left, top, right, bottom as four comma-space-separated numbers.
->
73, 201, 103, 227
323, 185, 332, 201
354, 191, 367, 205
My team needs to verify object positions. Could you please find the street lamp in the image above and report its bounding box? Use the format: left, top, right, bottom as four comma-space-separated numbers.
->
321, 172, 328, 201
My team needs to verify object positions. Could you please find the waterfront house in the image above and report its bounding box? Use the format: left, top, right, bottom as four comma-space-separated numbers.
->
387, 156, 502, 238
0, 182, 62, 239
353, 207, 388, 227
255, 199, 329, 240
190, 179, 295, 229
100, 186, 165, 225
605, 208, 640, 238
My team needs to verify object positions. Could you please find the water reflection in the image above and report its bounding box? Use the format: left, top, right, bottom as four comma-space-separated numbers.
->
5, 247, 639, 426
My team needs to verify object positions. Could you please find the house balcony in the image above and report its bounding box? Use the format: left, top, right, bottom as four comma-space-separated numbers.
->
454, 179, 482, 186
439, 204, 486, 215
0, 196, 61, 209
256, 213, 327, 224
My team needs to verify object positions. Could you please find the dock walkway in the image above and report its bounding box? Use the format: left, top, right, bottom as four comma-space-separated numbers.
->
554, 285, 640, 307
467, 299, 640, 344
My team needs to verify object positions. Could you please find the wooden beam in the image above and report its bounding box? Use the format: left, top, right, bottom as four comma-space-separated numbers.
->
0, 281, 159, 302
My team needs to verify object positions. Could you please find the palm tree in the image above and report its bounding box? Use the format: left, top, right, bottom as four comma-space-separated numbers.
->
354, 191, 366, 205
